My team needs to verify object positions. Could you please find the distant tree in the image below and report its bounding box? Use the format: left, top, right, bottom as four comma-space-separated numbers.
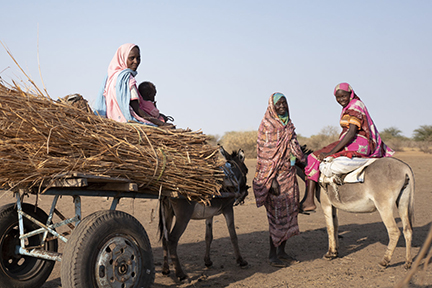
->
298, 126, 339, 151
320, 125, 339, 138
380, 127, 404, 141
382, 127, 402, 137
413, 125, 432, 141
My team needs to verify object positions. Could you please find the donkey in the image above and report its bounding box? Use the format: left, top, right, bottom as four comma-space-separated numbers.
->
159, 146, 249, 280
299, 156, 415, 269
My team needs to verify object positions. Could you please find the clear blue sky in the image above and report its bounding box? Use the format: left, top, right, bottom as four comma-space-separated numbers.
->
1, 1, 431, 138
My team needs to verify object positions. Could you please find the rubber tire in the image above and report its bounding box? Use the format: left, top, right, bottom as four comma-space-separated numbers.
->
0, 203, 58, 288
61, 210, 155, 288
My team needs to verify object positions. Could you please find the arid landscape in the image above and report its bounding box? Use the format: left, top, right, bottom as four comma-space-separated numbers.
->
1, 150, 431, 288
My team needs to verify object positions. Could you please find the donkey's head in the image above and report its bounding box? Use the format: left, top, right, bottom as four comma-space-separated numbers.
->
219, 146, 249, 205
58, 93, 93, 113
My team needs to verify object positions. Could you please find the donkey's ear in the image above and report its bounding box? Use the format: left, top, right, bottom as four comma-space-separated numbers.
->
238, 149, 245, 162
219, 145, 230, 160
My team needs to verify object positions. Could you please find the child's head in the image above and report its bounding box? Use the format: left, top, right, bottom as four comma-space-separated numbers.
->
138, 81, 157, 102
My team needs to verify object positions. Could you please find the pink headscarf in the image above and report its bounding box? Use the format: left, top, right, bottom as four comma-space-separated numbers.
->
104, 43, 138, 122
334, 82, 394, 157
334, 82, 354, 99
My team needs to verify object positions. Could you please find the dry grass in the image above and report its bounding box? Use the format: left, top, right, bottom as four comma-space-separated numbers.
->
219, 131, 257, 159
0, 82, 224, 203
217, 126, 432, 158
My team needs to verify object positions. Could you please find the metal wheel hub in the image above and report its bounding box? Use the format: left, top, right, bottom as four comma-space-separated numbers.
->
2, 225, 42, 280
96, 236, 140, 288
2, 227, 19, 263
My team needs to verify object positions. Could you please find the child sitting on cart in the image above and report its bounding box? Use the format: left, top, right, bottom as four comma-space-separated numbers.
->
138, 81, 174, 124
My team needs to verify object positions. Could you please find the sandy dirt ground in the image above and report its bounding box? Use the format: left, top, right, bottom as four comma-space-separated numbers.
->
1, 150, 431, 288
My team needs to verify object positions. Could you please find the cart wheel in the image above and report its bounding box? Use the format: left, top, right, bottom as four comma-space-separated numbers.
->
0, 203, 58, 288
61, 210, 155, 288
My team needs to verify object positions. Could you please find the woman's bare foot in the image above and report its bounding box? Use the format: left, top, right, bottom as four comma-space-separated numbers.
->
300, 203, 316, 212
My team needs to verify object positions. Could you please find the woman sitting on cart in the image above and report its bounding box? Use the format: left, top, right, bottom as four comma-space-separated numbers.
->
93, 43, 174, 128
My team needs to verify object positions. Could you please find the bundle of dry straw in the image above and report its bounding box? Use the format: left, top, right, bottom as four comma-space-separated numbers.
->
0, 81, 224, 203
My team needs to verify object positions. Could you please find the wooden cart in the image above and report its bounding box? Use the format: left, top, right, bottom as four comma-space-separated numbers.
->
0, 173, 166, 288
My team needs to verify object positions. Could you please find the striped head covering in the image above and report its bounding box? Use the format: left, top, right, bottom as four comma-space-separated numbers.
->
271, 92, 289, 125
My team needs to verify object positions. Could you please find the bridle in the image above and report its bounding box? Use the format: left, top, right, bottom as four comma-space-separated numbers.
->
221, 159, 249, 206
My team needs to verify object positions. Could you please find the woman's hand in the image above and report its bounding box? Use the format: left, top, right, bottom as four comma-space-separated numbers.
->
318, 124, 359, 161
318, 152, 332, 161
269, 178, 280, 196
130, 100, 176, 128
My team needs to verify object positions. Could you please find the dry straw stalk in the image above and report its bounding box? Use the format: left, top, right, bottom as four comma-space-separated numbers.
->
0, 81, 224, 203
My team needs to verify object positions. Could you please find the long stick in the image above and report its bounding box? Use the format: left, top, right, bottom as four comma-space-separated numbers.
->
394, 224, 432, 288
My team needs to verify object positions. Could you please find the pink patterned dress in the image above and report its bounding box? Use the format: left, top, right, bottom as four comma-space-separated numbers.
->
305, 83, 394, 182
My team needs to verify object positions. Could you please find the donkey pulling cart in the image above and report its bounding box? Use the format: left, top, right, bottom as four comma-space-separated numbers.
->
0, 173, 165, 288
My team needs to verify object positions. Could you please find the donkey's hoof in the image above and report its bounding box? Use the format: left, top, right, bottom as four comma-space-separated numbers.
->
161, 267, 170, 275
177, 272, 188, 281
403, 261, 412, 270
204, 260, 213, 267
378, 260, 389, 268
237, 259, 249, 268
323, 252, 337, 260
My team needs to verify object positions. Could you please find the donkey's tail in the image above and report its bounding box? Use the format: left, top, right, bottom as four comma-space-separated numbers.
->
400, 164, 415, 228
158, 197, 170, 242
407, 167, 415, 228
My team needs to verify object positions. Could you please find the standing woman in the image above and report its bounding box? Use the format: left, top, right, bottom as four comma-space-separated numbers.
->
253, 93, 305, 267
93, 43, 173, 128
300, 83, 394, 212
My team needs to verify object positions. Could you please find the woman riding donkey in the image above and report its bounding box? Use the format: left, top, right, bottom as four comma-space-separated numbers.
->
253, 93, 305, 267
300, 82, 394, 213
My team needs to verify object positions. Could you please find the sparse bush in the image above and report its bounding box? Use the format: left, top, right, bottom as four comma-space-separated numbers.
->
207, 134, 220, 146
402, 139, 417, 150
380, 127, 404, 141
216, 125, 432, 159
380, 127, 409, 152
298, 126, 339, 151
413, 125, 432, 141
416, 141, 432, 153
384, 138, 405, 152
219, 131, 257, 159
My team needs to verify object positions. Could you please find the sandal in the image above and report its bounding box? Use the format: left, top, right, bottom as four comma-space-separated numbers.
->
278, 254, 300, 264
299, 204, 316, 214
298, 209, 316, 215
269, 259, 286, 268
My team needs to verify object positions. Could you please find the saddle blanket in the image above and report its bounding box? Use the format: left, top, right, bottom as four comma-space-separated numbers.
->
319, 156, 377, 183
